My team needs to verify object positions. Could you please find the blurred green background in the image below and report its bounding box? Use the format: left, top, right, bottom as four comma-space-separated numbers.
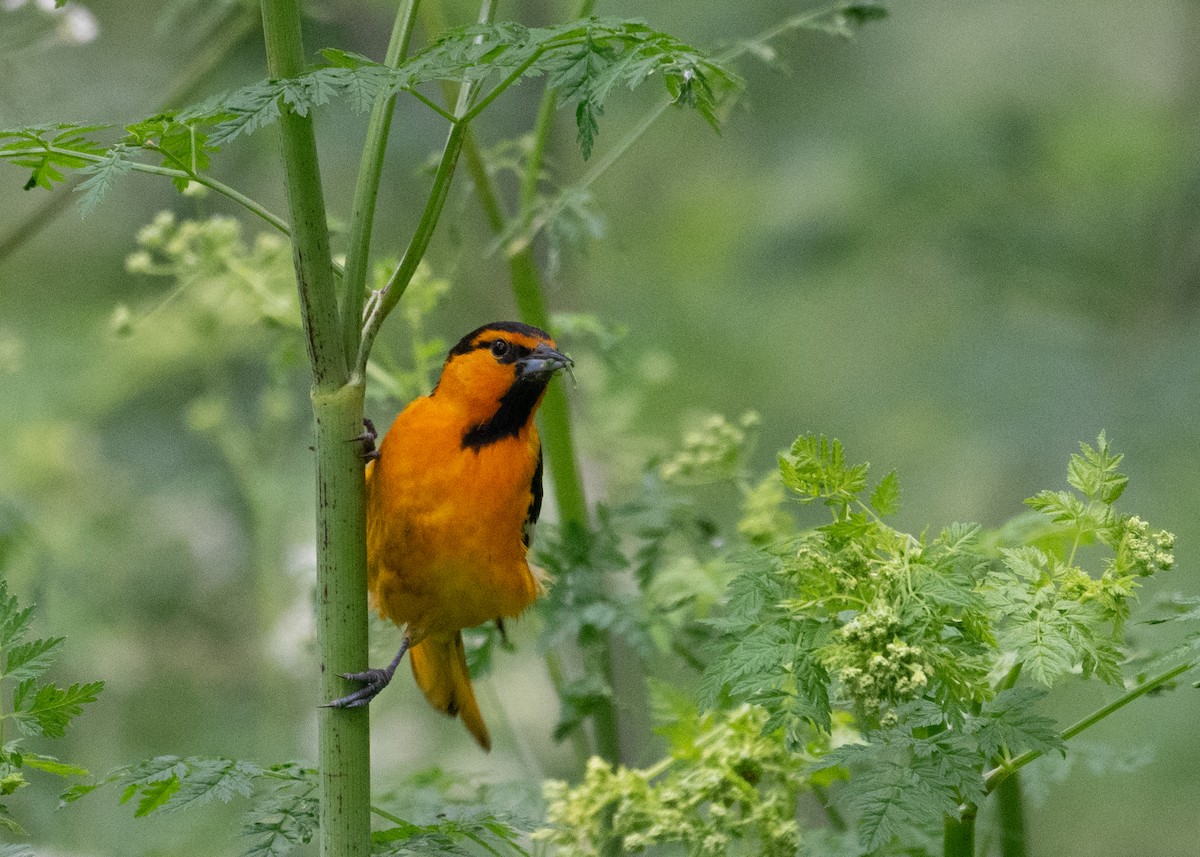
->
2, 1, 1198, 854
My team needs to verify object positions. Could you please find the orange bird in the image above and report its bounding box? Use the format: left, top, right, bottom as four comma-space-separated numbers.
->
326, 321, 572, 750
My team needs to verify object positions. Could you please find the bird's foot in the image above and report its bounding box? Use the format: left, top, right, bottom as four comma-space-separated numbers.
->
323, 665, 396, 709
353, 418, 380, 463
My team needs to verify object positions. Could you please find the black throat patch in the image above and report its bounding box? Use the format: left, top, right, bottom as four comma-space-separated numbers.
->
461, 375, 550, 450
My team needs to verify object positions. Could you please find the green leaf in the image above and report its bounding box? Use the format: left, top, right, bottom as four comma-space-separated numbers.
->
133, 776, 180, 816
319, 47, 376, 69
1067, 432, 1127, 505
999, 609, 1076, 686
939, 522, 983, 553
9, 680, 104, 738
972, 688, 1065, 759
0, 124, 108, 192
76, 146, 135, 217
4, 636, 65, 683
1025, 489, 1088, 525
124, 115, 216, 189
59, 781, 100, 804
0, 579, 33, 650
112, 756, 263, 817
869, 470, 901, 516
840, 760, 926, 852
159, 758, 262, 813
241, 788, 318, 857
779, 434, 869, 510
19, 752, 89, 778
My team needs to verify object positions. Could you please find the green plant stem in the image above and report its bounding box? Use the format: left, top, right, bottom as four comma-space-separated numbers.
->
339, 0, 422, 370
995, 770, 1028, 857
453, 0, 621, 762
4, 147, 296, 242
259, 3, 369, 857
196, 174, 293, 236
260, 0, 345, 388
310, 384, 371, 857
984, 660, 1194, 792
944, 805, 977, 857
356, 0, 498, 377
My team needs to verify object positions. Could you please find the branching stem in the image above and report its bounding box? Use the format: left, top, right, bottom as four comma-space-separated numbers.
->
983, 660, 1194, 792
339, 0, 423, 369
355, 0, 499, 378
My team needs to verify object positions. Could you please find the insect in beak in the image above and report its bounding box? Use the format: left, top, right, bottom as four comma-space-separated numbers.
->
517, 343, 573, 379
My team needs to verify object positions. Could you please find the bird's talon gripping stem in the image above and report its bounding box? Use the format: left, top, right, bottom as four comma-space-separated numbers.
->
323, 666, 395, 709
322, 636, 410, 709
353, 417, 380, 462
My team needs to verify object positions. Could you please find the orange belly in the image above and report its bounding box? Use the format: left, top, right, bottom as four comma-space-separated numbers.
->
365, 396, 541, 640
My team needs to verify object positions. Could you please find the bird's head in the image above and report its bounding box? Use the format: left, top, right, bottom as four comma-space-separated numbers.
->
434, 321, 573, 448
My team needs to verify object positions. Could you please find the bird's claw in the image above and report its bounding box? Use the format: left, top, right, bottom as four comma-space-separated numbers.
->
352, 417, 380, 463
322, 666, 394, 709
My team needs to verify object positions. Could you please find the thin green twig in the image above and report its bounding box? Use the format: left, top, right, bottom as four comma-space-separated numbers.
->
4, 146, 295, 251
355, 0, 499, 378
339, 0, 423, 369
983, 660, 1195, 792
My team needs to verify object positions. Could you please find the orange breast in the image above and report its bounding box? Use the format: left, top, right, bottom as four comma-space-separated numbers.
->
365, 395, 541, 640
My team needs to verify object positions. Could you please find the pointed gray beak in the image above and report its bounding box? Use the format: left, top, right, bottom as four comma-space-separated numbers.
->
517, 342, 573, 377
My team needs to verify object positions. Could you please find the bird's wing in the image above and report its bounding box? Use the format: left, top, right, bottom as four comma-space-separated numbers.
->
522, 444, 544, 549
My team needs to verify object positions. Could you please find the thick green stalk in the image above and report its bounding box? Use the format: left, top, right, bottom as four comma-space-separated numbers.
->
340, 0, 422, 370
944, 806, 977, 857
260, 0, 346, 390
995, 771, 1028, 857
259, 3, 368, 857
311, 383, 371, 857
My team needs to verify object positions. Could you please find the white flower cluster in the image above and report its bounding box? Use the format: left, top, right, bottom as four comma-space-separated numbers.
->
1119, 515, 1175, 576
834, 605, 930, 708
660, 411, 760, 485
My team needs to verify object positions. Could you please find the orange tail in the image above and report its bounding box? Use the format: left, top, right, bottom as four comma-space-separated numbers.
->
409, 632, 491, 751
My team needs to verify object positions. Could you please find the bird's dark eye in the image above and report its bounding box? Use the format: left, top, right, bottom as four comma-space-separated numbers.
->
490, 340, 510, 359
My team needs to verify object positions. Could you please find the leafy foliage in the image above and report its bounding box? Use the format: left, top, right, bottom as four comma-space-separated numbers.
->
371, 769, 534, 857
0, 16, 738, 212
66, 758, 316, 857
0, 577, 102, 835
69, 755, 536, 857
540, 430, 1191, 855
537, 705, 808, 856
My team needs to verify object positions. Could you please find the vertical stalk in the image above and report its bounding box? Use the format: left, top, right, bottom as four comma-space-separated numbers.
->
340, 0, 422, 369
259, 4, 369, 857
453, 0, 620, 764
944, 805, 977, 857
260, 0, 346, 389
356, 0, 498, 370
312, 383, 370, 857
444, 0, 621, 766
995, 771, 1028, 857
